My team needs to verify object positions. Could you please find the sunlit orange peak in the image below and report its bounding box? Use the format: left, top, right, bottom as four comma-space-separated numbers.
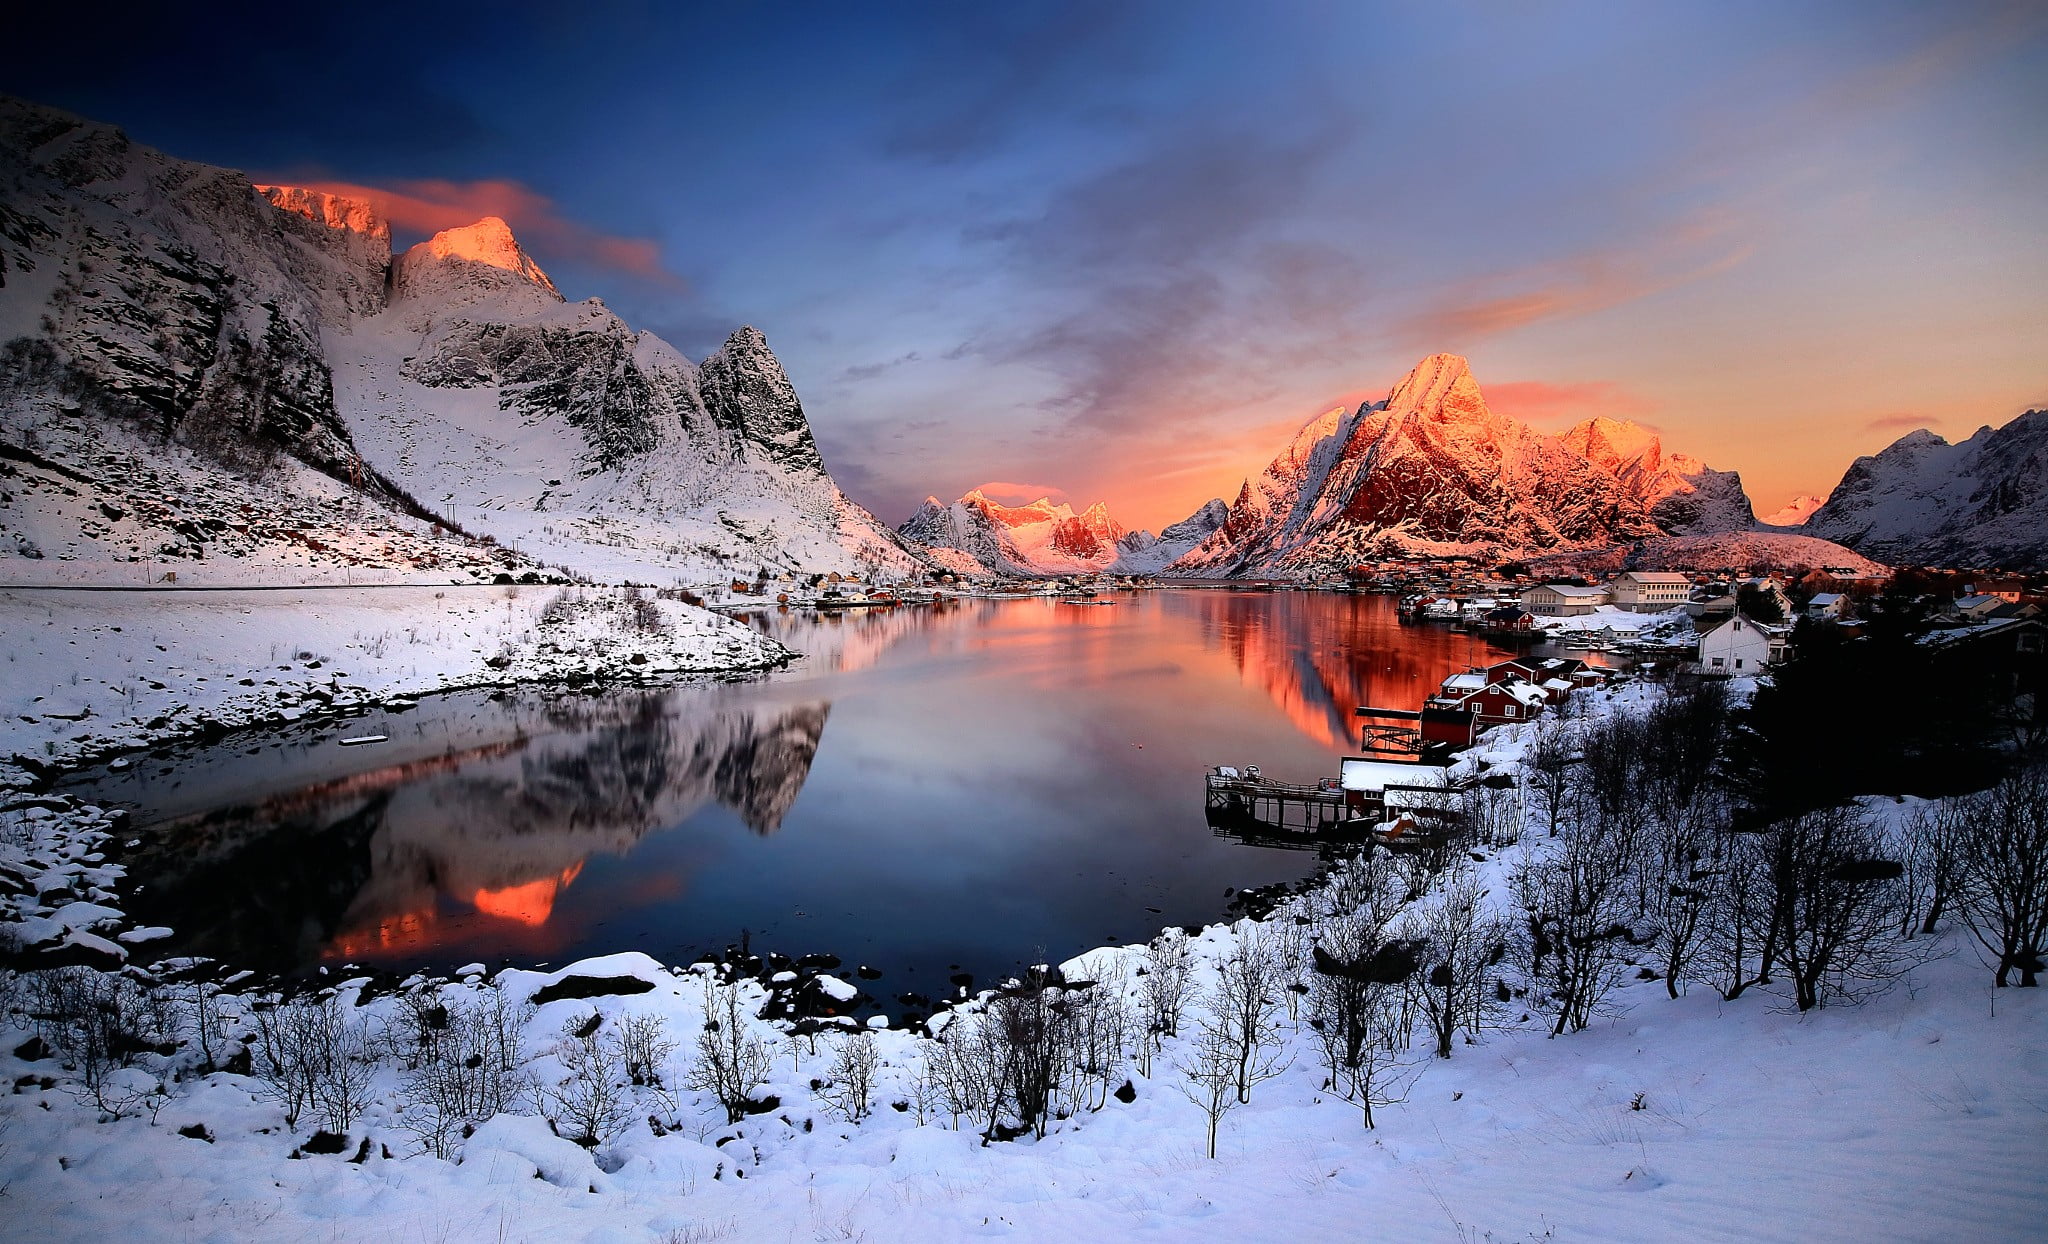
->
418, 217, 561, 295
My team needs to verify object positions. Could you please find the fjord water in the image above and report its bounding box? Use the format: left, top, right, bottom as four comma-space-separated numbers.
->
100, 592, 1517, 1001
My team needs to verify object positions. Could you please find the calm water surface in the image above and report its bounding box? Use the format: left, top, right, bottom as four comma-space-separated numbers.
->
87, 592, 1529, 1002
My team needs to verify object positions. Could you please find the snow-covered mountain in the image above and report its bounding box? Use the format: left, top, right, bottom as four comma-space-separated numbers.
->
1559, 415, 1756, 534
1111, 498, 1231, 575
1760, 494, 1825, 528
0, 98, 926, 584
898, 490, 1226, 577
1800, 413, 2048, 570
1172, 354, 1706, 576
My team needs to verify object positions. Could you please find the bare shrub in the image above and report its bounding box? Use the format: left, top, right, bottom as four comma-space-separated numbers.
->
924, 1012, 995, 1131
616, 1011, 678, 1087
538, 1011, 631, 1148
687, 977, 773, 1125
1409, 869, 1508, 1058
1209, 927, 1291, 1106
24, 968, 175, 1117
1513, 818, 1639, 1036
391, 988, 534, 1159
1175, 1019, 1240, 1159
1137, 930, 1193, 1062
252, 993, 376, 1132
817, 1029, 880, 1124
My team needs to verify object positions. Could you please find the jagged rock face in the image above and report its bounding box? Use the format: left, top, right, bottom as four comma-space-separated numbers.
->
0, 98, 373, 481
1174, 355, 1661, 576
696, 325, 826, 473
1805, 413, 2048, 569
1561, 416, 1756, 534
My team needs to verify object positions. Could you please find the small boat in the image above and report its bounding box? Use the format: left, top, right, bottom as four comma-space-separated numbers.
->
339, 734, 389, 747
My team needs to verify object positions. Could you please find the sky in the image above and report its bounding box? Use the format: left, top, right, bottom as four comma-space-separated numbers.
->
7, 0, 2045, 529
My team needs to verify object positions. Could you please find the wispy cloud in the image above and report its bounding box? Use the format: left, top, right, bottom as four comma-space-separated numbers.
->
1863, 411, 1936, 433
838, 351, 922, 382
261, 175, 681, 287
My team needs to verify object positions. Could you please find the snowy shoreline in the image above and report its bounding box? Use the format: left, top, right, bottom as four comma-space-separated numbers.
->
0, 583, 793, 789
1, 671, 2042, 1241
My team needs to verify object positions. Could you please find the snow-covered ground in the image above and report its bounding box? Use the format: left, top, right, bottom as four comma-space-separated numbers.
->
0, 584, 789, 777
0, 844, 2039, 1242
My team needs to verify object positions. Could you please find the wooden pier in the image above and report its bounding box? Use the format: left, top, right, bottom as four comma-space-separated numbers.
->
1203, 769, 1350, 834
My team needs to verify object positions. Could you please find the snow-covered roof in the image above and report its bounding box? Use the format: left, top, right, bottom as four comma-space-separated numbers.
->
1340, 758, 1451, 793
1619, 571, 1690, 584
1954, 595, 2001, 610
1808, 593, 1843, 606
1441, 672, 1487, 693
1537, 584, 1608, 597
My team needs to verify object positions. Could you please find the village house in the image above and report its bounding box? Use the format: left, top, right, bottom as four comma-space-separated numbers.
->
1696, 613, 1788, 676
1611, 570, 1691, 612
1455, 678, 1550, 725
1739, 577, 1796, 620
1524, 583, 1609, 616
1805, 592, 1847, 621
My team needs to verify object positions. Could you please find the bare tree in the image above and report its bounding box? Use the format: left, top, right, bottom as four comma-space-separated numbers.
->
1900, 798, 1968, 939
1646, 791, 1729, 998
1211, 927, 1291, 1105
1175, 1021, 1241, 1159
1955, 763, 2048, 987
1512, 818, 1639, 1036
687, 976, 773, 1124
1409, 869, 1507, 1057
26, 968, 176, 1118
1066, 962, 1130, 1110
817, 1029, 881, 1124
1525, 720, 1577, 839
539, 1012, 631, 1148
1136, 930, 1194, 1071
1770, 804, 1914, 1011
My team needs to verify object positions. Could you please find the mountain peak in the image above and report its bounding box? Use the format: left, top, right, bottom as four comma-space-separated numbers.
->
1386, 352, 1488, 424
393, 216, 563, 308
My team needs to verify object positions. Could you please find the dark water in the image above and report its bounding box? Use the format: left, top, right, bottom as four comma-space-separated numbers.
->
85, 591, 1529, 1000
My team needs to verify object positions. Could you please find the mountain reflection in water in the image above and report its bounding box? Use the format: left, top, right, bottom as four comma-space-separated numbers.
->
106, 593, 1551, 996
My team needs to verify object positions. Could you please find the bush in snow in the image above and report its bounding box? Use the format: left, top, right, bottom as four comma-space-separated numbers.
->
390, 988, 535, 1159
816, 1029, 880, 1124
687, 976, 773, 1125
251, 992, 376, 1132
1307, 871, 1415, 1125
538, 1011, 634, 1149
23, 967, 176, 1118
1206, 926, 1291, 1108
1135, 929, 1194, 1074
1407, 867, 1510, 1058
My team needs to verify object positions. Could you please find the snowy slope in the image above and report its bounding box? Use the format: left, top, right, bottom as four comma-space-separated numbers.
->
895, 489, 1206, 577
1802, 413, 2048, 570
1761, 493, 1825, 527
0, 97, 928, 586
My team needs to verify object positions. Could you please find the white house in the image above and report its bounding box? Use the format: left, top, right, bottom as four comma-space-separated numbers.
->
1611, 571, 1691, 612
1696, 614, 1787, 676
1524, 584, 1609, 616
1805, 592, 1846, 620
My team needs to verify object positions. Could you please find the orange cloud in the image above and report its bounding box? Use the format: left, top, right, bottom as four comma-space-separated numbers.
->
267, 175, 679, 287
1863, 411, 1937, 433
1486, 380, 1656, 426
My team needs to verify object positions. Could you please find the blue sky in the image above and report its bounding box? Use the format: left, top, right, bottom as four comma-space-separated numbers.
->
9, 1, 2044, 527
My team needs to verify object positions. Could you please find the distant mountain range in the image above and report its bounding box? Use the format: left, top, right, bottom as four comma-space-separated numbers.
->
3, 96, 2038, 583
897, 490, 1227, 577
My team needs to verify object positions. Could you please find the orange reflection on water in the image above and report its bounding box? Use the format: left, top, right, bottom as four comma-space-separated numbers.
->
472, 862, 585, 926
